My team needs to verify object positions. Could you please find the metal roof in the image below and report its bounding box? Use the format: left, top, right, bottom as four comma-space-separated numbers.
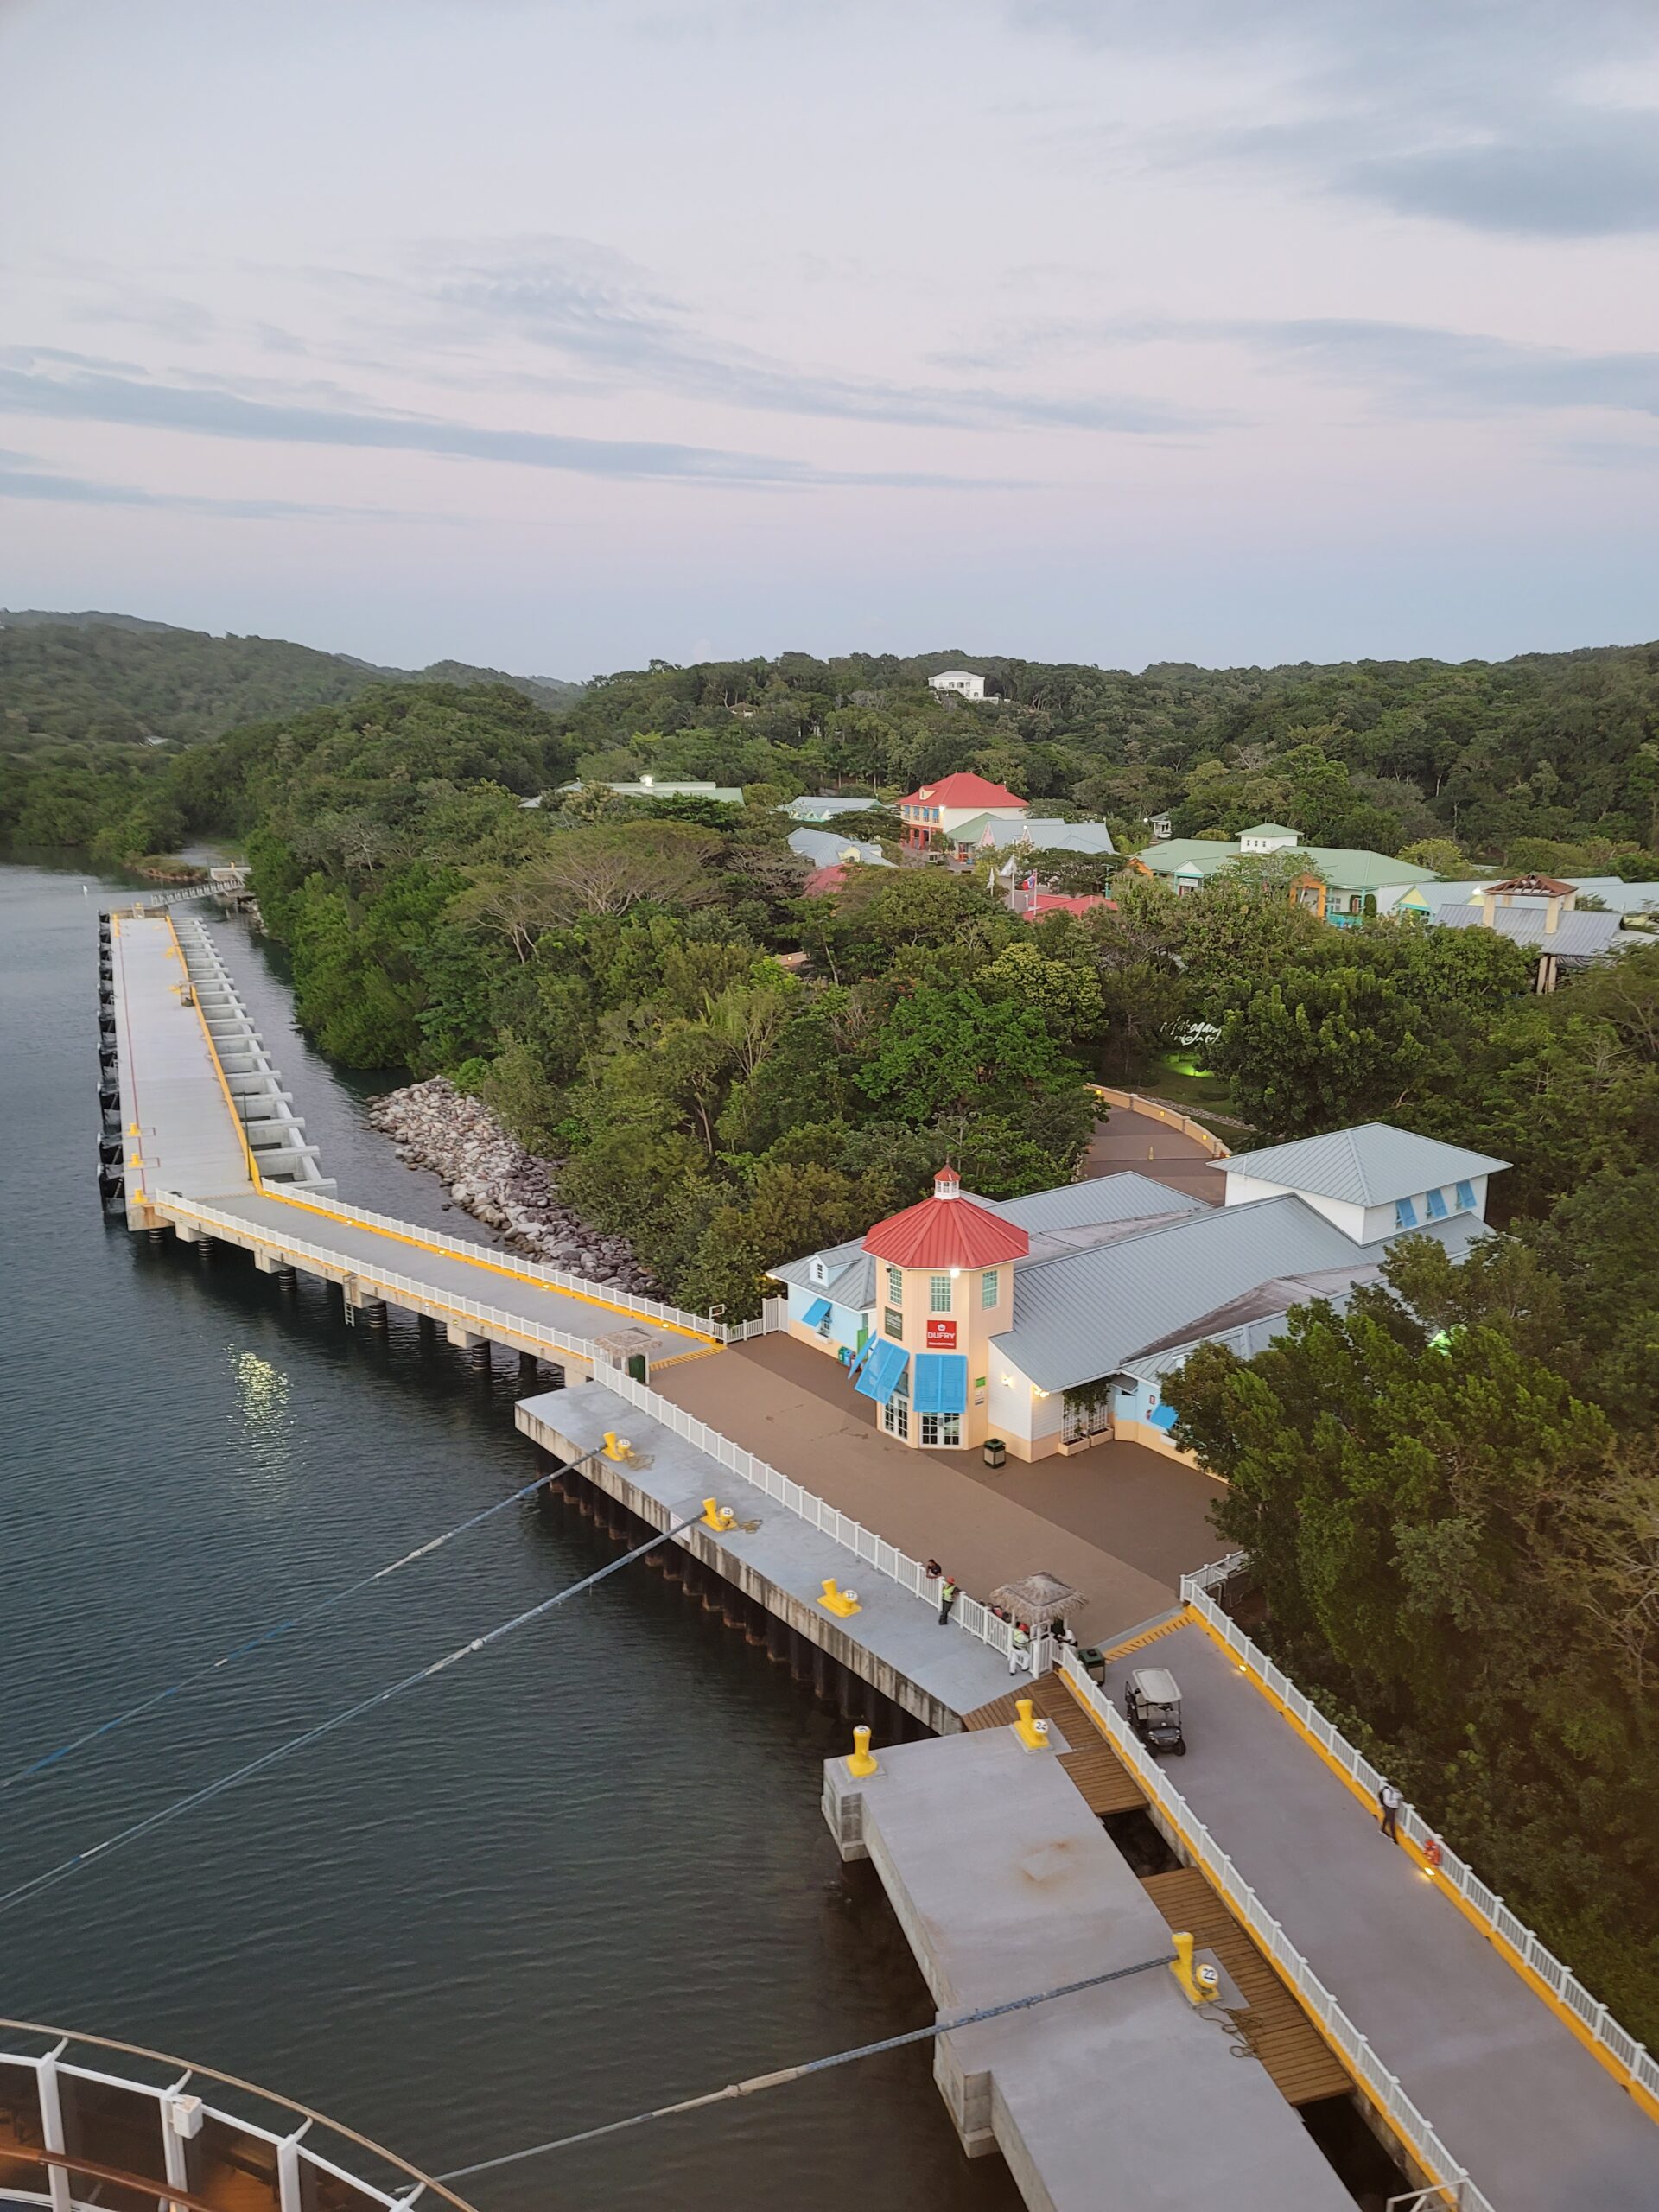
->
1118, 1218, 1488, 1384
988, 1173, 1203, 1235
1135, 841, 1444, 892
1214, 1123, 1509, 1208
864, 1183, 1030, 1268
1432, 904, 1627, 957
779, 795, 887, 819
994, 1198, 1485, 1393
786, 825, 892, 869
769, 1237, 877, 1311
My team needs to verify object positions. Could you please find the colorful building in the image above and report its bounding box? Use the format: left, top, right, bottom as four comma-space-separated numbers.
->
769, 1126, 1507, 1466
1124, 826, 1440, 923
895, 772, 1027, 852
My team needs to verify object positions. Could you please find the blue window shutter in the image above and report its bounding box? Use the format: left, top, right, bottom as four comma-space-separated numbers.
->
1395, 1196, 1418, 1229
1455, 1180, 1475, 1211
802, 1296, 831, 1328
914, 1355, 967, 1416
1426, 1187, 1448, 1220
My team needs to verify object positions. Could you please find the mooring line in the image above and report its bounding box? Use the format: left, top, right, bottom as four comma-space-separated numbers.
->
435, 1952, 1176, 2181
0, 1504, 698, 1921
2, 1459, 601, 1795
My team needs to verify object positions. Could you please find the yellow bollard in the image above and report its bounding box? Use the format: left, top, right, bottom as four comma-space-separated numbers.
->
1168, 1930, 1221, 2005
819, 1578, 861, 1617
601, 1431, 632, 1462
845, 1725, 879, 1779
701, 1497, 736, 1531
1013, 1697, 1051, 1751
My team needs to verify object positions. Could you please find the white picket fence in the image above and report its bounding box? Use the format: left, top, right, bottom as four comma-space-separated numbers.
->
1178, 1555, 1659, 2117
590, 1361, 1018, 1662
1058, 1645, 1495, 2212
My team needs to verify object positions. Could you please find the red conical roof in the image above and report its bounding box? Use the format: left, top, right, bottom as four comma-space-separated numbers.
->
862, 1169, 1029, 1269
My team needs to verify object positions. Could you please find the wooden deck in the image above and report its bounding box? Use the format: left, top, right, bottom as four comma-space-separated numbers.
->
1141, 1868, 1352, 2107
968, 1672, 1352, 2110
965, 1672, 1147, 1815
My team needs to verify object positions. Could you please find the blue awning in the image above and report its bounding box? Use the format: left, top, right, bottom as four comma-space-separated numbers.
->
912, 1353, 967, 1416
1148, 1402, 1178, 1431
854, 1339, 909, 1406
847, 1336, 875, 1377
802, 1296, 831, 1327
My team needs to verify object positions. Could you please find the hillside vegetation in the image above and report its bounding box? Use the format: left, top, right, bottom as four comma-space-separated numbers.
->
0, 610, 579, 748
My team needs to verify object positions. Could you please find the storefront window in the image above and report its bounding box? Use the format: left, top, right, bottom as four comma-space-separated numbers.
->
919, 1412, 961, 1446
882, 1395, 909, 1440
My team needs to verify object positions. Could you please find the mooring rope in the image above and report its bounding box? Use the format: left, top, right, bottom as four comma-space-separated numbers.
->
435, 1951, 1178, 2182
2, 1459, 597, 1793
0, 1503, 699, 1921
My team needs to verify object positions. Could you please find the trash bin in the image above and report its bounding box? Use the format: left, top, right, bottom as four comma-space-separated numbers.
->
982, 1437, 1007, 1469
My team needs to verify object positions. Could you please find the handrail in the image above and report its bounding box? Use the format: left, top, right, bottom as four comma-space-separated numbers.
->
0, 2016, 477, 2212
1057, 1648, 1494, 2212
156, 1194, 611, 1368
164, 921, 730, 1345
1090, 1084, 1231, 1159
588, 1362, 1018, 1662
1179, 1558, 1659, 2118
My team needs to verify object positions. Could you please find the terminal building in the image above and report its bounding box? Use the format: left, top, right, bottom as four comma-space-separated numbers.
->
768, 1125, 1506, 1464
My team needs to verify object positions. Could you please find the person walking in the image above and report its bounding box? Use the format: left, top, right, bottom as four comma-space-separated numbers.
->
937, 1573, 958, 1626
1378, 1780, 1402, 1843
1007, 1620, 1032, 1675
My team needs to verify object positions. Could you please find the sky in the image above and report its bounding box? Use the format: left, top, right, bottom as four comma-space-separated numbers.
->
2, 0, 1657, 678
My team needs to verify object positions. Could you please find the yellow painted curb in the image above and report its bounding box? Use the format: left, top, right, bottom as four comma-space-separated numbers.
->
1185, 1607, 1659, 2124
159, 911, 719, 1351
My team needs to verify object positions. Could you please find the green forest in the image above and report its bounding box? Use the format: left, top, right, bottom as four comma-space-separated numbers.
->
4, 624, 1659, 2036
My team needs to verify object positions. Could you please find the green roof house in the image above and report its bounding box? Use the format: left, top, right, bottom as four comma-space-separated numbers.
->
1126, 830, 1441, 925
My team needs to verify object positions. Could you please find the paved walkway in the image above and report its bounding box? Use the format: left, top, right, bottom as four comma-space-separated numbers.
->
652, 1335, 1221, 1646
111, 911, 717, 1367
1084, 1101, 1224, 1205
112, 912, 253, 1200
1134, 1621, 1659, 2210
824, 1728, 1352, 2212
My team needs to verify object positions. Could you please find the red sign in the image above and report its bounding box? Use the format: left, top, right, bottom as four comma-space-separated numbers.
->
926, 1319, 957, 1348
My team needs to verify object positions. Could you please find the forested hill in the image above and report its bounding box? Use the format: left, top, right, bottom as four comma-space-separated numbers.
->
0, 611, 581, 746
563, 641, 1659, 860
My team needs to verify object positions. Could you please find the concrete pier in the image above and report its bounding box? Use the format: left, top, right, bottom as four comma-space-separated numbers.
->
517, 1380, 1013, 1731
823, 1726, 1351, 2211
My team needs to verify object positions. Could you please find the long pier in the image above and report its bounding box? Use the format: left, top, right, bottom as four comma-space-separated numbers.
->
97, 902, 1659, 2212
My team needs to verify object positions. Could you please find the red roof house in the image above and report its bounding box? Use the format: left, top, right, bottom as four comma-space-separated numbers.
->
862, 1167, 1030, 1269
896, 772, 1029, 852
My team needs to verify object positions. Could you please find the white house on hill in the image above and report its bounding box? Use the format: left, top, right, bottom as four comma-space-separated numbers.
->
927, 669, 988, 702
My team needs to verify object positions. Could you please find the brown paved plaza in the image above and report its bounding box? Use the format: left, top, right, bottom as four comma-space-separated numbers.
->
651, 1332, 1227, 1647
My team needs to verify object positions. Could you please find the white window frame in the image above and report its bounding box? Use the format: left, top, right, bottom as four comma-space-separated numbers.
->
981, 1269, 998, 1309
929, 1274, 952, 1313
886, 1264, 904, 1305
919, 1411, 962, 1447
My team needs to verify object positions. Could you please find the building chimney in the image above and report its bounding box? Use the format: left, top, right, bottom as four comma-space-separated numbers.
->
1544, 894, 1560, 936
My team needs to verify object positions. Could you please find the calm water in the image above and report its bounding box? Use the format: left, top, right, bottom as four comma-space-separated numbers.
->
1, 861, 1019, 2212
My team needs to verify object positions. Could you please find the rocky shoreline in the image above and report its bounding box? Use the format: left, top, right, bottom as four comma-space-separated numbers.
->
366, 1077, 659, 1296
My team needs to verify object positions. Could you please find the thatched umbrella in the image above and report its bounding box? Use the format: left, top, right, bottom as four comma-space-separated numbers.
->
988, 1571, 1084, 1630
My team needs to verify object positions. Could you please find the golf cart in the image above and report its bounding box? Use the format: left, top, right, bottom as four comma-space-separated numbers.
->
1124, 1666, 1185, 1756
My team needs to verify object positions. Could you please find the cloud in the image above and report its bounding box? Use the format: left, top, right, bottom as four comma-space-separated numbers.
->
1220, 320, 1659, 416
423, 238, 1223, 435
1017, 0, 1659, 238
0, 447, 389, 519
0, 353, 1020, 488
